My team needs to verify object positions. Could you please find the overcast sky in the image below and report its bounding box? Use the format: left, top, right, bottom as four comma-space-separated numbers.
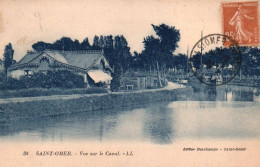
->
0, 0, 255, 61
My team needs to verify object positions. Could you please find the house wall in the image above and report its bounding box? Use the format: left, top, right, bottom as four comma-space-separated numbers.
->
8, 53, 55, 78
9, 70, 26, 79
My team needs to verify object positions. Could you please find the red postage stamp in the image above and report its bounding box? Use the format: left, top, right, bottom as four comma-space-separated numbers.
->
222, 1, 259, 46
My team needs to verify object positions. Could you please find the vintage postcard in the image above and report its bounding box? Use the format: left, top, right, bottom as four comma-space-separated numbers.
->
0, 0, 259, 166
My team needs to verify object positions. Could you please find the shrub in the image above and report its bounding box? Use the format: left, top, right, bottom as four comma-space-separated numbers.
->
1, 70, 85, 90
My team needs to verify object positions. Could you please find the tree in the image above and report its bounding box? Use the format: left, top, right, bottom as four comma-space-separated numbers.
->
110, 64, 122, 91
112, 35, 132, 72
80, 37, 91, 50
134, 24, 180, 70
105, 35, 113, 49
0, 58, 2, 68
92, 35, 100, 49
249, 47, 260, 75
74, 39, 80, 50
240, 46, 260, 77
99, 35, 104, 48
172, 54, 188, 73
52, 37, 77, 51
142, 35, 161, 68
103, 35, 132, 90
103, 35, 114, 69
139, 24, 181, 86
32, 41, 53, 51
131, 51, 144, 69
3, 43, 14, 75
0, 58, 4, 81
12, 60, 17, 65
152, 24, 180, 53
151, 24, 180, 68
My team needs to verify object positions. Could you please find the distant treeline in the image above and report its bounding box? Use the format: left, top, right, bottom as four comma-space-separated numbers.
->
32, 35, 127, 52
190, 46, 260, 77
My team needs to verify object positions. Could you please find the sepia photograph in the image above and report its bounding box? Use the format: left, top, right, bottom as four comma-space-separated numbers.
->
0, 0, 259, 166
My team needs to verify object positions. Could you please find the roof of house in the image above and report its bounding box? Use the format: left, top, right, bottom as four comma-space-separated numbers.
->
44, 50, 69, 64
11, 50, 107, 71
15, 52, 39, 65
62, 51, 103, 69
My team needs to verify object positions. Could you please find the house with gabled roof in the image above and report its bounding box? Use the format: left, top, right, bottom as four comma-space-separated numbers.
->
8, 49, 113, 87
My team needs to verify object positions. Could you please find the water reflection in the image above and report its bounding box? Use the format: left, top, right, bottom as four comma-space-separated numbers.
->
143, 105, 174, 144
192, 84, 260, 101
0, 109, 122, 142
0, 104, 172, 143
0, 85, 259, 144
170, 101, 260, 139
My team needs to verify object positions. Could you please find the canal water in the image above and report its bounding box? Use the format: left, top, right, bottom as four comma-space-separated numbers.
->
0, 85, 259, 144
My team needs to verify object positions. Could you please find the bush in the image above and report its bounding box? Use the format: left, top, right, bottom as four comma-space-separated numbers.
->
1, 70, 85, 90
0, 72, 6, 81
110, 76, 120, 91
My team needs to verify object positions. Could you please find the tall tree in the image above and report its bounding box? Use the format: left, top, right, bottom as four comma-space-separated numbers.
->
104, 35, 132, 90
74, 39, 80, 50
113, 35, 132, 72
136, 24, 180, 70
80, 37, 91, 50
103, 35, 114, 68
152, 24, 180, 53
105, 35, 113, 49
3, 43, 14, 75
92, 35, 100, 49
142, 35, 161, 69
99, 35, 104, 48
151, 24, 180, 68
138, 24, 181, 86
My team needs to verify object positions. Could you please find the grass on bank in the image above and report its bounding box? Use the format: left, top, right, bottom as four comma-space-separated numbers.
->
0, 87, 108, 98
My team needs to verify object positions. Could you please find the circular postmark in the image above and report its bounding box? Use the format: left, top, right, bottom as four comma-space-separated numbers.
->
189, 34, 242, 86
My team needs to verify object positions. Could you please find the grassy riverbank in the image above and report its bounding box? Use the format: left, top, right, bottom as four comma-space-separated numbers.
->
0, 86, 192, 122
0, 87, 108, 98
